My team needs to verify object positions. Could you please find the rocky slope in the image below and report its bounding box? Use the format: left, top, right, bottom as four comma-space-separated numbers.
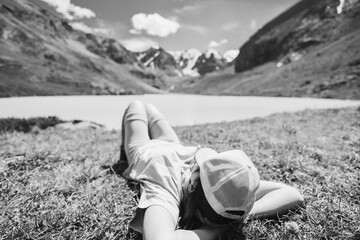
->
0, 0, 165, 97
234, 0, 358, 72
173, 0, 360, 99
135, 47, 181, 76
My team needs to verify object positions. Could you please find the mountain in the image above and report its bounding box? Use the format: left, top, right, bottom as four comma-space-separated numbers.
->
0, 0, 164, 97
173, 0, 360, 99
170, 49, 202, 76
135, 47, 181, 76
223, 49, 240, 63
169, 49, 237, 76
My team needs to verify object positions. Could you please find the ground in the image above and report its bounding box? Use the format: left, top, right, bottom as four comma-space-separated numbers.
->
0, 107, 359, 239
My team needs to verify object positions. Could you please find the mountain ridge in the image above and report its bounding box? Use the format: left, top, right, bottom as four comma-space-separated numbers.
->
173, 0, 360, 99
1, 0, 358, 99
0, 0, 168, 97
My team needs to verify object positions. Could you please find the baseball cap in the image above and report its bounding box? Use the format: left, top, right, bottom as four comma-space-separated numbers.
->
194, 147, 260, 220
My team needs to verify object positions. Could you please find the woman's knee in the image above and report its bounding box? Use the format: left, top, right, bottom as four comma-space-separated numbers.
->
127, 100, 144, 110
123, 100, 148, 124
145, 103, 164, 122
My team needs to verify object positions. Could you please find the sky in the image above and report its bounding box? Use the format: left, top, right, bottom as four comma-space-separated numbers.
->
37, 0, 299, 53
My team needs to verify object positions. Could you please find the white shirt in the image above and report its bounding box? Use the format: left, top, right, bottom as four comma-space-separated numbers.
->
122, 139, 197, 233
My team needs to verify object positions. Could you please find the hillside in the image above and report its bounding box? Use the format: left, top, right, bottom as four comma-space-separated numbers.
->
0, 0, 167, 97
174, 0, 360, 99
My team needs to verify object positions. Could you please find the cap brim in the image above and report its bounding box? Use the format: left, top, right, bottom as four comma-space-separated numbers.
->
195, 147, 218, 166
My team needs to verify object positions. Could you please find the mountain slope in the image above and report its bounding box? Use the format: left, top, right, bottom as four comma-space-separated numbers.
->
234, 0, 359, 72
173, 0, 360, 99
0, 0, 164, 97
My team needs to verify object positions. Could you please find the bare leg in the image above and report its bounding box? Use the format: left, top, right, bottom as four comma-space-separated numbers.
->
113, 101, 150, 175
122, 101, 151, 158
144, 103, 181, 144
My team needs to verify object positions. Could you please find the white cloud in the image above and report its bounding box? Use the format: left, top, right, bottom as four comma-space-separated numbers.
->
208, 39, 228, 48
130, 13, 180, 37
39, 0, 95, 20
70, 22, 110, 35
222, 22, 239, 31
120, 38, 159, 52
250, 19, 257, 31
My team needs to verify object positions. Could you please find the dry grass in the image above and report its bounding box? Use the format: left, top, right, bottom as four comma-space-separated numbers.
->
1, 107, 359, 239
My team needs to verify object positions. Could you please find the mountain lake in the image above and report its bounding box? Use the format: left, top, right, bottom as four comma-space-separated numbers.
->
0, 94, 359, 129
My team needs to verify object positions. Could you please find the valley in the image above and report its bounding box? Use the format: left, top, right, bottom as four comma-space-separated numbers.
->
0, 0, 359, 99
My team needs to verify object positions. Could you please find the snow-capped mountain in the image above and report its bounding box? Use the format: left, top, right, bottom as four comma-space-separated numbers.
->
223, 49, 240, 63
135, 47, 179, 70
169, 49, 202, 76
204, 49, 222, 59
169, 48, 238, 76
132, 47, 239, 77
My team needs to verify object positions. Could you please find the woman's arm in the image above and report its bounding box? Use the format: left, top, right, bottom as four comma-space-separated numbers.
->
248, 180, 304, 219
143, 205, 220, 240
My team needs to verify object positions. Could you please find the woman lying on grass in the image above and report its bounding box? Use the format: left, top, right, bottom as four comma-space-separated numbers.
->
114, 100, 304, 240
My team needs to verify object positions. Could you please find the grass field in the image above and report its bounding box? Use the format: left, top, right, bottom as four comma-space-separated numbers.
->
1, 107, 359, 239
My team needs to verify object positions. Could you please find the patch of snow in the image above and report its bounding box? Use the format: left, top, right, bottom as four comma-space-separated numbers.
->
182, 49, 202, 71
2, 29, 11, 40
136, 52, 147, 61
277, 52, 304, 68
169, 49, 202, 75
337, 0, 345, 14
182, 68, 199, 77
223, 49, 239, 62
143, 51, 160, 67
205, 49, 222, 59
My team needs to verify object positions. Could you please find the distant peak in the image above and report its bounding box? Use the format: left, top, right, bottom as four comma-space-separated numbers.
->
205, 49, 221, 59
223, 49, 240, 62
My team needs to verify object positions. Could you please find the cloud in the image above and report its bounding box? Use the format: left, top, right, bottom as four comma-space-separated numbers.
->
120, 38, 159, 52
94, 19, 129, 39
222, 22, 239, 31
129, 29, 141, 35
70, 22, 110, 35
208, 39, 228, 48
250, 19, 257, 31
39, 0, 95, 20
130, 13, 180, 37
173, 4, 202, 14
182, 24, 207, 34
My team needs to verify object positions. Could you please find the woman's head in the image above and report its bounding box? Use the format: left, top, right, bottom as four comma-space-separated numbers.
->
194, 148, 260, 219
179, 148, 260, 228
179, 164, 235, 229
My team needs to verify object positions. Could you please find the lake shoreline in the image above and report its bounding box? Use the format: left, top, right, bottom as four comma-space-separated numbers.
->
1, 94, 359, 129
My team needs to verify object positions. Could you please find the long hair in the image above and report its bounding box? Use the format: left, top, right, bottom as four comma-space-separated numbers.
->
178, 164, 203, 229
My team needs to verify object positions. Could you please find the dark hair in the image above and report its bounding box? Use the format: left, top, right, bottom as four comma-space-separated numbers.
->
178, 165, 241, 230
178, 170, 203, 230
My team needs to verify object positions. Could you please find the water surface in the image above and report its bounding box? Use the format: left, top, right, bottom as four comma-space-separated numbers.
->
0, 94, 359, 129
